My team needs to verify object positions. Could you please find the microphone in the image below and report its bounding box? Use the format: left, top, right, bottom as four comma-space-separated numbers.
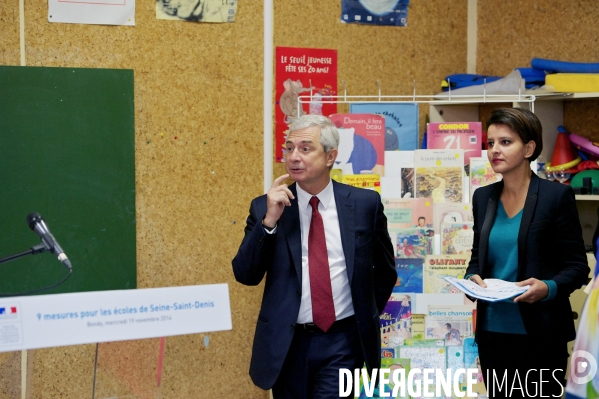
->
26, 212, 72, 270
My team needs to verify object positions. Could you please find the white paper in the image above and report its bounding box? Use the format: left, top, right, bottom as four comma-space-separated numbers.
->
445, 276, 529, 302
49, 0, 135, 26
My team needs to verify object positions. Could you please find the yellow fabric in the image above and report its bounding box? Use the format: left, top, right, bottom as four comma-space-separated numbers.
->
546, 73, 599, 92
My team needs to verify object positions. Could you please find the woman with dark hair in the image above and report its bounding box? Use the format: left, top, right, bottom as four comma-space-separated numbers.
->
465, 107, 589, 398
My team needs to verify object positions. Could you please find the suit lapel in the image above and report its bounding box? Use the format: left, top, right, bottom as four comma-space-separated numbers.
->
479, 182, 501, 277
281, 183, 302, 285
518, 173, 539, 278
333, 181, 355, 285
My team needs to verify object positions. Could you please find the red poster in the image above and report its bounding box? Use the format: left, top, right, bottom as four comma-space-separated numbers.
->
275, 47, 337, 162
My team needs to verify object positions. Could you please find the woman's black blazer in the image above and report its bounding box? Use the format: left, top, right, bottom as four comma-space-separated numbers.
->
466, 173, 590, 341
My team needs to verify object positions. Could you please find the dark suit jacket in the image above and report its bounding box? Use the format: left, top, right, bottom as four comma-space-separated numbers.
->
466, 173, 590, 342
232, 181, 396, 390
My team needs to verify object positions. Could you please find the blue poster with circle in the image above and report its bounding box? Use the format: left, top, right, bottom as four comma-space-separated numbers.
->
341, 0, 409, 26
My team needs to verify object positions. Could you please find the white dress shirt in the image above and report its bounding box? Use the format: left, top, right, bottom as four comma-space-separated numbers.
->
295, 180, 354, 324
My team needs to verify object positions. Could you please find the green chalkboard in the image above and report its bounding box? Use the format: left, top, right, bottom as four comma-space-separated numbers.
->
0, 66, 136, 295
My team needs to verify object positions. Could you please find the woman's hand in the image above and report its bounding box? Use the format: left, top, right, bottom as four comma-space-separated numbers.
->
468, 274, 487, 288
513, 278, 548, 303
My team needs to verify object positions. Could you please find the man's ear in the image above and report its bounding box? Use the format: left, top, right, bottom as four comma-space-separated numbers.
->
326, 148, 338, 168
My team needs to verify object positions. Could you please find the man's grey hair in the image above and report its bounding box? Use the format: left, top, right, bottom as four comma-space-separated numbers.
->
288, 114, 340, 153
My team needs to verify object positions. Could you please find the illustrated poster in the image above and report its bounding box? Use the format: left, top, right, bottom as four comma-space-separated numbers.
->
156, 0, 237, 22
341, 0, 409, 26
275, 47, 337, 162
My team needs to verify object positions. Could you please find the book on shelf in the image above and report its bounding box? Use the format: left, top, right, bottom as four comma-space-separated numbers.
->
427, 304, 475, 318
410, 314, 425, 339
409, 293, 467, 314
426, 122, 482, 168
383, 151, 414, 198
350, 103, 419, 152
393, 258, 424, 293
403, 338, 445, 347
398, 346, 447, 384
463, 337, 484, 384
342, 173, 381, 193
446, 345, 466, 384
424, 315, 473, 346
329, 113, 385, 176
380, 358, 411, 399
414, 149, 464, 203
358, 358, 411, 399
380, 293, 412, 348
390, 228, 434, 259
432, 202, 473, 235
383, 197, 434, 231
423, 255, 470, 294
469, 156, 501, 201
381, 347, 396, 358
440, 222, 474, 255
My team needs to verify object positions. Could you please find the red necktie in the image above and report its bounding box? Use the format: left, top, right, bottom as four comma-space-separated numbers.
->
308, 196, 336, 332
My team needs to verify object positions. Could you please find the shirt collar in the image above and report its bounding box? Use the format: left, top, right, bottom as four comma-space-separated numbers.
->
296, 179, 334, 211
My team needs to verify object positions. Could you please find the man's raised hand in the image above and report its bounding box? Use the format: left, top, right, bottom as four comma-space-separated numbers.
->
263, 174, 295, 228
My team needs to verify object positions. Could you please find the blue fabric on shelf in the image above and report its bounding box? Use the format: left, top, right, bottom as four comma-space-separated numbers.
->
442, 73, 502, 91
516, 67, 546, 88
531, 58, 599, 74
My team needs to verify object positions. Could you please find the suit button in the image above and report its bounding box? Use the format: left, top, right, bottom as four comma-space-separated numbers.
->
296, 291, 301, 297
291, 324, 296, 329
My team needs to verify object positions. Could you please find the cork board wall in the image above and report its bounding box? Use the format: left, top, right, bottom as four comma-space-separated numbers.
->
478, 0, 599, 141
0, 1, 467, 398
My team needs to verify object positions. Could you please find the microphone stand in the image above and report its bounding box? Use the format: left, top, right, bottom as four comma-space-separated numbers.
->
0, 243, 49, 265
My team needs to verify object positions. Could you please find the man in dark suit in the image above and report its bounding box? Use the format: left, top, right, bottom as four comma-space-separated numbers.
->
232, 114, 396, 398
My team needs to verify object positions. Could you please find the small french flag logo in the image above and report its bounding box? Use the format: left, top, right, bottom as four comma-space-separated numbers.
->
0, 306, 18, 318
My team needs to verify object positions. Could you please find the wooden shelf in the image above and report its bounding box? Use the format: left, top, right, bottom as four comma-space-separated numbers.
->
575, 195, 599, 201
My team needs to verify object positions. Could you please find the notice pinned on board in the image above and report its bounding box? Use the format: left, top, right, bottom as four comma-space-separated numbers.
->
156, 0, 238, 23
0, 284, 232, 352
48, 0, 135, 26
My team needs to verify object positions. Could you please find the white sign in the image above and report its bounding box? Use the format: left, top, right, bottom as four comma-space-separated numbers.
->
48, 0, 135, 26
0, 284, 231, 352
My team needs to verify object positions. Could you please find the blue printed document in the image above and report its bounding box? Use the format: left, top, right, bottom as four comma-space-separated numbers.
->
444, 276, 529, 302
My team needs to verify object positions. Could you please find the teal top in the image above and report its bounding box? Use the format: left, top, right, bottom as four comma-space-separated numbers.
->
477, 201, 557, 334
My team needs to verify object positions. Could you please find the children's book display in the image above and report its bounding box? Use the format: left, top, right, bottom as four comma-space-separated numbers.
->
342, 173, 381, 193
383, 197, 434, 231
384, 151, 415, 198
380, 293, 412, 348
390, 228, 434, 259
358, 358, 411, 399
350, 103, 419, 152
423, 255, 470, 294
432, 202, 473, 236
446, 345, 466, 383
370, 122, 488, 397
410, 314, 425, 339
329, 113, 385, 176
469, 156, 501, 201
463, 337, 484, 384
425, 315, 472, 345
440, 222, 474, 255
426, 122, 482, 167
414, 149, 464, 203
393, 258, 424, 293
